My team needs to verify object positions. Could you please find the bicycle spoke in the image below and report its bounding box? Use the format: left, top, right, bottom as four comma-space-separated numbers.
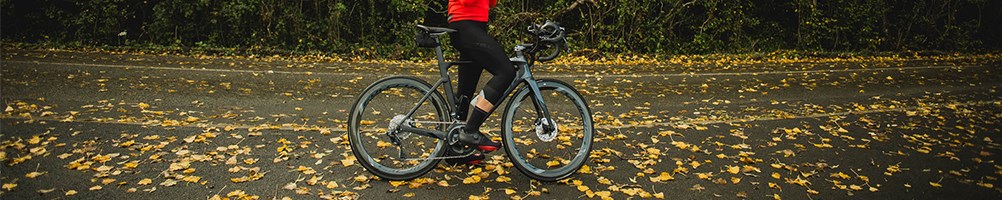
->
348, 76, 449, 180
503, 80, 593, 181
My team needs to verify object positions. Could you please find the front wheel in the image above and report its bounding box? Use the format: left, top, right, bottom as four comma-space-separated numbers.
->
502, 79, 593, 181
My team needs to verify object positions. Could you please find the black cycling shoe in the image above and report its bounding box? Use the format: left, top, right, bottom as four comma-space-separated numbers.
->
458, 130, 501, 153
444, 152, 485, 165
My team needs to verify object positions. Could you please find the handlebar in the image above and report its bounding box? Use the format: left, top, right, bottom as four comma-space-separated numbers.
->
526, 21, 566, 62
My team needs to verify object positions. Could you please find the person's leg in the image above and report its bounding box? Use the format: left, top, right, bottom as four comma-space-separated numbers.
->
449, 21, 515, 152
454, 53, 480, 121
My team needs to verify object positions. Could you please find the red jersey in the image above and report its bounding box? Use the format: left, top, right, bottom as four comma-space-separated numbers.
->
448, 0, 498, 22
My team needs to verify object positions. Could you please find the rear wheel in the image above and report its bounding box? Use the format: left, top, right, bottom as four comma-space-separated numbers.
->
501, 79, 593, 181
348, 76, 449, 180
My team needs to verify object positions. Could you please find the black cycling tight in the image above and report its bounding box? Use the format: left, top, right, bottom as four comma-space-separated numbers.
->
448, 20, 515, 133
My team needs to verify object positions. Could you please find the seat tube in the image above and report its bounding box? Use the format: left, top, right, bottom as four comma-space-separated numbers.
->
435, 43, 458, 120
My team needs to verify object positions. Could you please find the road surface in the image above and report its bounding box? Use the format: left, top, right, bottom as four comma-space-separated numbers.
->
2, 49, 1000, 199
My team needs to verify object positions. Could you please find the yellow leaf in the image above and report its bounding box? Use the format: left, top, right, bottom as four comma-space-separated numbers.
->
28, 135, 41, 145
849, 185, 863, 190
546, 160, 560, 167
598, 177, 613, 185
119, 140, 135, 147
696, 173, 711, 180
595, 191, 612, 199
227, 190, 246, 197
341, 155, 356, 167
772, 172, 781, 179
89, 185, 103, 191
123, 161, 139, 169
504, 188, 517, 195
25, 171, 46, 178
353, 175, 369, 182
137, 178, 153, 185
768, 182, 780, 190
579, 165, 592, 174
726, 166, 740, 174
658, 172, 674, 181
577, 185, 590, 192
65, 190, 78, 196
462, 176, 481, 184
390, 181, 406, 187
830, 172, 850, 179
403, 192, 415, 197
929, 182, 942, 187
2, 183, 16, 191
182, 176, 201, 183
807, 189, 819, 195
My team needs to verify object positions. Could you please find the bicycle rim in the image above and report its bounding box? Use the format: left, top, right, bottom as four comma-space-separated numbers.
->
502, 79, 593, 181
348, 76, 448, 180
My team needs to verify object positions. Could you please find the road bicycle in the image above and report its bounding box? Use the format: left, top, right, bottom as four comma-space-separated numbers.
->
347, 21, 592, 181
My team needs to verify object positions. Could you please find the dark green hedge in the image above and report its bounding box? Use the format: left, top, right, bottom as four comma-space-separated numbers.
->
3, 0, 999, 58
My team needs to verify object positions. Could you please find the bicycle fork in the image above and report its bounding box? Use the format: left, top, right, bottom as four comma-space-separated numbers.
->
510, 64, 558, 134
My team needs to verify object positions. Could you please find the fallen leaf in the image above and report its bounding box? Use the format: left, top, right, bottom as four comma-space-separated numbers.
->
26, 171, 46, 178
138, 178, 153, 185
726, 166, 740, 174
2, 183, 16, 191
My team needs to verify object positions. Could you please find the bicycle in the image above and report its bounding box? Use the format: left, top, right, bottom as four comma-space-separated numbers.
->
347, 21, 593, 181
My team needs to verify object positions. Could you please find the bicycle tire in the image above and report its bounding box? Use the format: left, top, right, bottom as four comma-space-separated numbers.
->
348, 76, 449, 180
501, 79, 593, 181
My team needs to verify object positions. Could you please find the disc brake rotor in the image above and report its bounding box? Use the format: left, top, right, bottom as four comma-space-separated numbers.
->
536, 118, 558, 142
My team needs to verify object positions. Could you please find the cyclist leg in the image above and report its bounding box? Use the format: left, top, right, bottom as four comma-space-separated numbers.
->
448, 20, 513, 152
453, 52, 481, 121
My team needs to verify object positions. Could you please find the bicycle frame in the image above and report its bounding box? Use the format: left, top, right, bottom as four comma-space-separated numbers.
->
395, 34, 555, 141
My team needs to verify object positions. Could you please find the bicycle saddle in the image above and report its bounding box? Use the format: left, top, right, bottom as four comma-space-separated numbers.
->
416, 25, 457, 34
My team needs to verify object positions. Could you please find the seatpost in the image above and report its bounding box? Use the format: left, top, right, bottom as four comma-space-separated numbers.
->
434, 38, 446, 66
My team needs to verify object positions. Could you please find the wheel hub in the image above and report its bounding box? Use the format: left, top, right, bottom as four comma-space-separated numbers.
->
536, 118, 558, 142
388, 115, 411, 139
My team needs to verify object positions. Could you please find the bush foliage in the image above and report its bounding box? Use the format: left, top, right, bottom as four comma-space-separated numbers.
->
3, 0, 999, 58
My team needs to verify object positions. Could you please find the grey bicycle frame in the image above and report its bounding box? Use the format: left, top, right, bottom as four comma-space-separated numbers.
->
396, 33, 555, 140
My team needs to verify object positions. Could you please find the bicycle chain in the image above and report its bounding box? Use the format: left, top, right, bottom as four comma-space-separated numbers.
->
400, 150, 478, 161
409, 120, 463, 125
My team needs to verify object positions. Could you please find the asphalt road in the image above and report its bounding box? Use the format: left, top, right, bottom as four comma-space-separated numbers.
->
2, 49, 1001, 200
